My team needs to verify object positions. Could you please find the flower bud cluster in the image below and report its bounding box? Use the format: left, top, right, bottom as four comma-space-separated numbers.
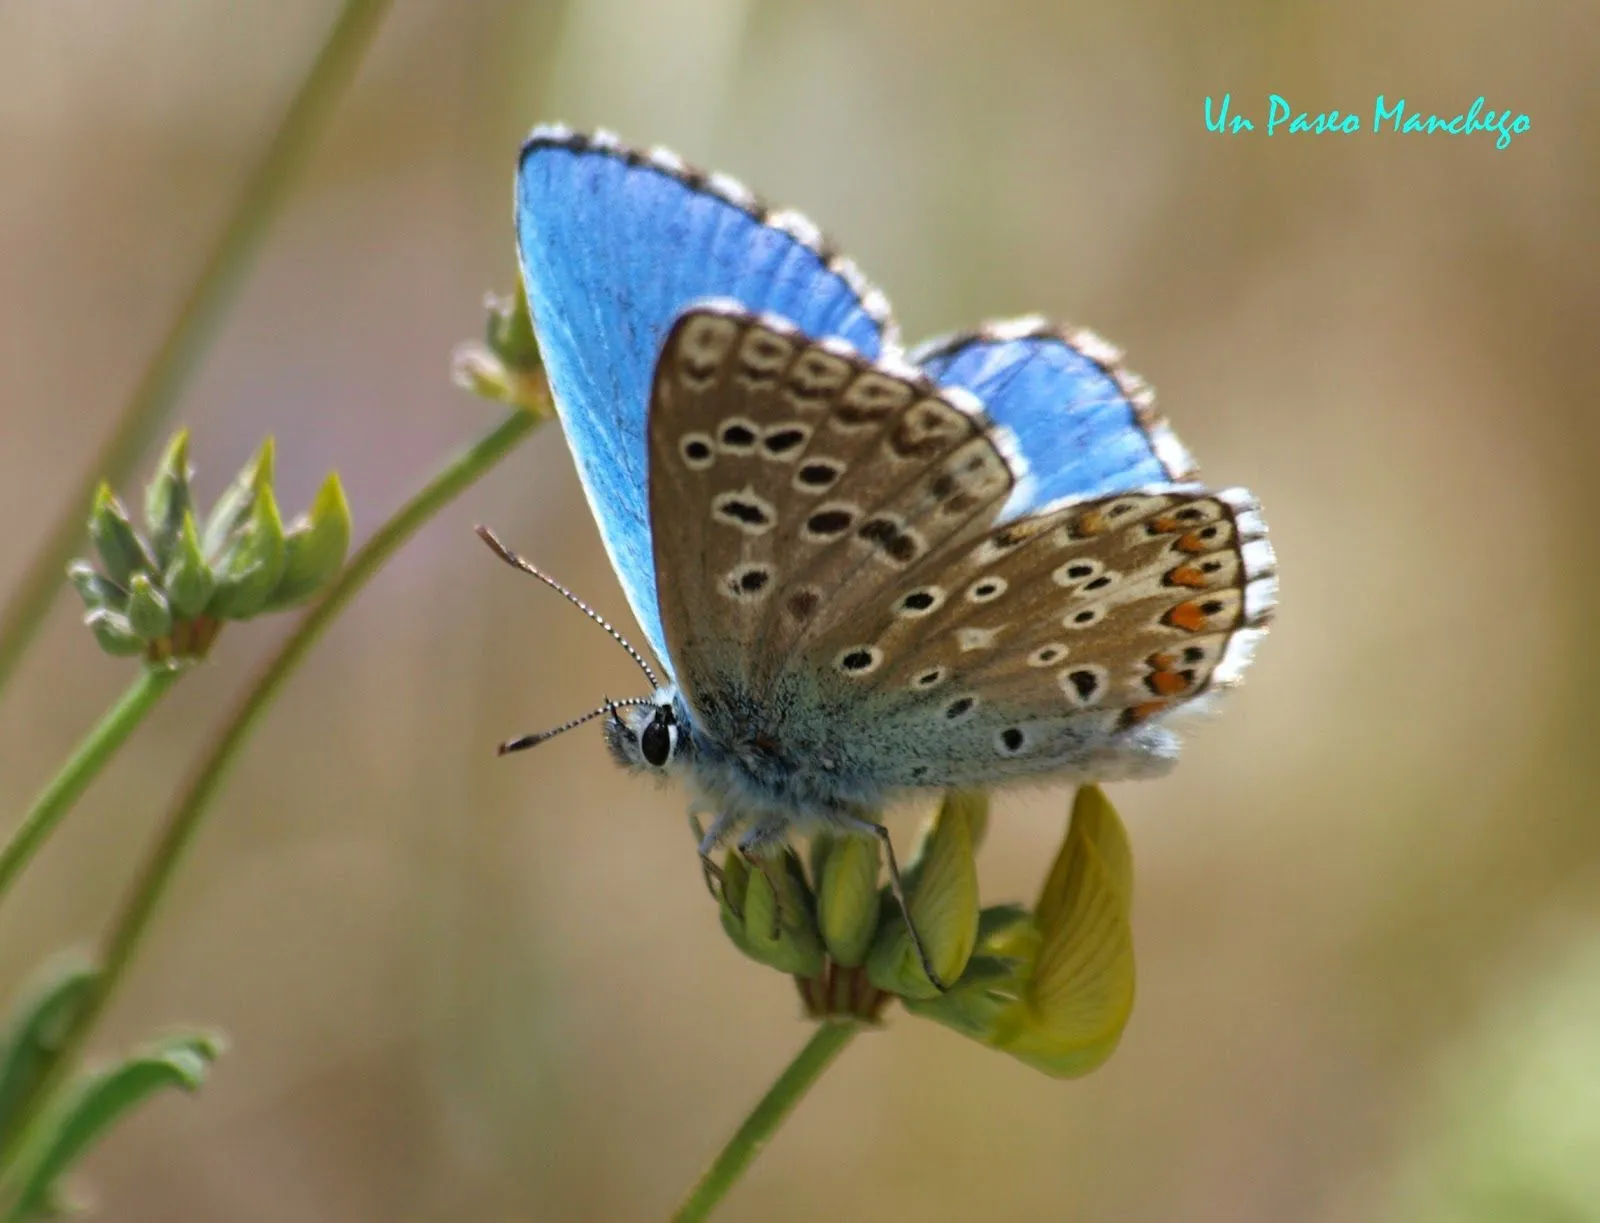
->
716, 786, 1137, 1078
70, 431, 350, 665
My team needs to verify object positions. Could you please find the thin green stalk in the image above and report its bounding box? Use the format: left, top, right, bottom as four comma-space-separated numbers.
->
0, 407, 540, 1212
0, 0, 392, 701
0, 668, 181, 907
673, 1021, 861, 1223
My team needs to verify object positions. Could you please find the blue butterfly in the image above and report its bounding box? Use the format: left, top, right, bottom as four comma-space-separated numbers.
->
500, 125, 1276, 979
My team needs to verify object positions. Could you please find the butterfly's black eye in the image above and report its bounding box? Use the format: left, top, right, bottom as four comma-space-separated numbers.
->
640, 709, 674, 767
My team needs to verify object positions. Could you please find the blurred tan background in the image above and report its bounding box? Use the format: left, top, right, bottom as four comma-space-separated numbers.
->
2, 2, 1598, 1220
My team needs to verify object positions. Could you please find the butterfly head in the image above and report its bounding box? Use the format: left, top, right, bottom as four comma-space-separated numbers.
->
604, 688, 692, 775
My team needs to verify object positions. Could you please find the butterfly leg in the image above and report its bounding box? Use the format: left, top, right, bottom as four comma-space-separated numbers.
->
690, 807, 743, 907
834, 811, 948, 993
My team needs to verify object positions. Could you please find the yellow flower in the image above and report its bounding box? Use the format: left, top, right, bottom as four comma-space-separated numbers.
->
990, 785, 1136, 1077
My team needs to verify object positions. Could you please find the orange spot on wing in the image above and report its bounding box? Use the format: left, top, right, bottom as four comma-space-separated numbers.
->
1175, 531, 1213, 553
1147, 514, 1180, 534
1147, 650, 1178, 670
1121, 700, 1169, 728
1164, 601, 1209, 633
1073, 510, 1107, 537
1147, 670, 1192, 696
1166, 564, 1209, 588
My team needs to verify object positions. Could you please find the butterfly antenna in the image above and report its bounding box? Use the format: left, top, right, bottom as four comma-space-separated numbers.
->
498, 697, 654, 755
475, 524, 661, 688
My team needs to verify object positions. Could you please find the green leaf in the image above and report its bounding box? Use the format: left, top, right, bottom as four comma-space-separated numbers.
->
162, 511, 213, 619
123, 574, 172, 642
205, 483, 286, 620
0, 962, 97, 1151
201, 437, 273, 561
64, 562, 124, 617
83, 610, 143, 658
85, 486, 152, 589
142, 430, 193, 570
260, 472, 350, 610
8, 1033, 223, 1221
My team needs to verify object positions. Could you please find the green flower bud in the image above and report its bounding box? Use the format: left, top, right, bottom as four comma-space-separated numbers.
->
484, 287, 541, 372
722, 850, 825, 978
816, 834, 880, 968
807, 829, 836, 887
84, 609, 144, 657
66, 560, 124, 615
143, 429, 193, 569
206, 483, 286, 620
453, 287, 550, 415
261, 472, 350, 610
87, 484, 153, 588
450, 343, 513, 402
202, 437, 273, 561
867, 793, 981, 999
717, 848, 751, 934
124, 573, 172, 641
163, 511, 214, 619
975, 903, 1036, 962
901, 955, 1019, 1040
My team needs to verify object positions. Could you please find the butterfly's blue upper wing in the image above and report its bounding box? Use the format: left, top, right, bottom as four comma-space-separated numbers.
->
515, 126, 898, 668
911, 318, 1197, 518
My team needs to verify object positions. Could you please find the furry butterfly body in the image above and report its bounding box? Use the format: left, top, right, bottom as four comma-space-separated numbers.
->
510, 126, 1276, 855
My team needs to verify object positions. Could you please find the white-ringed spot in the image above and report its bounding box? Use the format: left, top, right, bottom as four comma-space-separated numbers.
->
965, 575, 1008, 603
1027, 642, 1068, 667
784, 350, 852, 410
909, 665, 949, 691
1058, 665, 1107, 706
1053, 558, 1103, 587
834, 645, 883, 676
720, 563, 775, 602
793, 457, 845, 492
995, 726, 1031, 757
735, 329, 794, 385
679, 432, 715, 471
1064, 604, 1105, 630
676, 315, 739, 386
893, 586, 945, 617
942, 694, 981, 723
712, 487, 777, 535
831, 372, 914, 431
802, 502, 859, 541
886, 397, 970, 461
716, 417, 760, 455
759, 421, 811, 461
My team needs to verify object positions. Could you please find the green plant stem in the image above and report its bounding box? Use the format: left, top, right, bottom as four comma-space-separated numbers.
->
673, 1021, 860, 1223
0, 668, 181, 908
0, 0, 392, 702
0, 407, 540, 1212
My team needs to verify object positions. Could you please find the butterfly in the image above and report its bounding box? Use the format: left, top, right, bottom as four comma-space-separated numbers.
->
496, 125, 1276, 980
